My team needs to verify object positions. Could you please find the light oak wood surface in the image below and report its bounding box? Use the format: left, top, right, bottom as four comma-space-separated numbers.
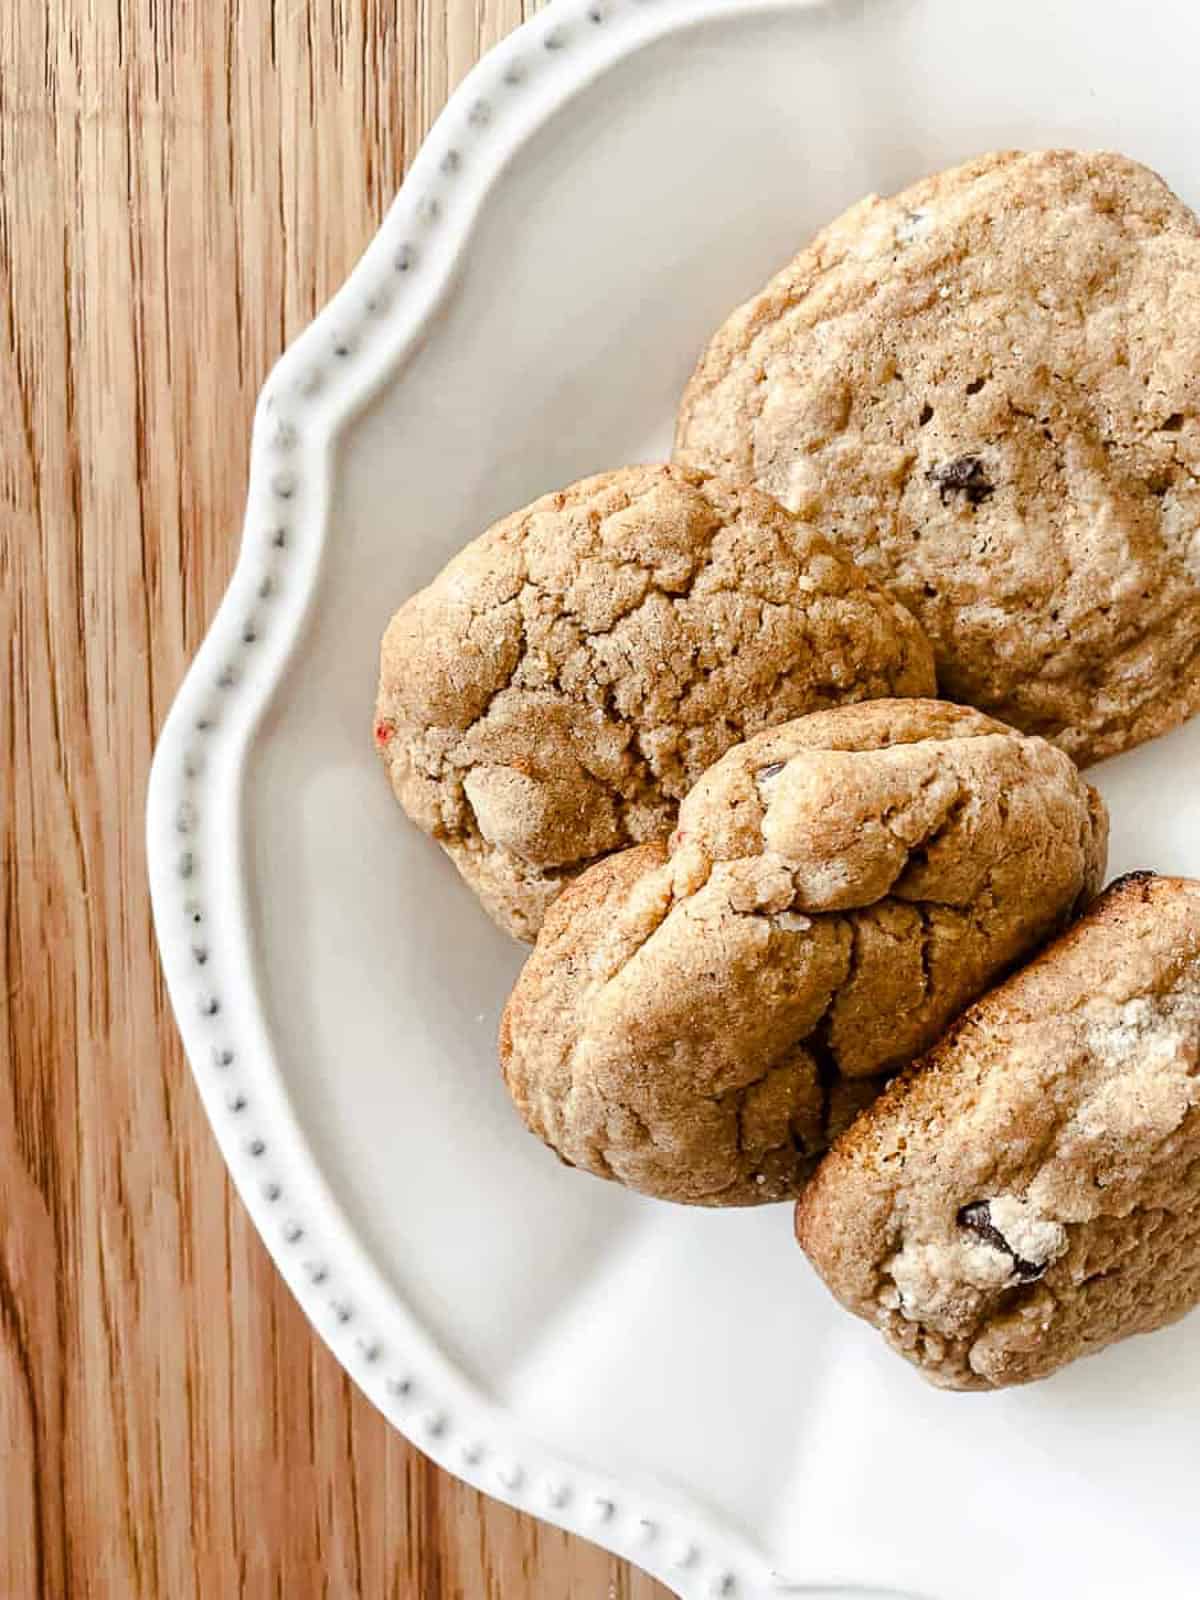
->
0, 4, 672, 1595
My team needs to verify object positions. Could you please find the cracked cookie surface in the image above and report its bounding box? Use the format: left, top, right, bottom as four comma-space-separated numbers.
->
376, 465, 934, 940
674, 150, 1200, 764
376, 464, 928, 934
499, 700, 1107, 1205
796, 872, 1200, 1389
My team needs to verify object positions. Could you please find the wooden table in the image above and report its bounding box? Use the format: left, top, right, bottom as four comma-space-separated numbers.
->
1, 6, 671, 1595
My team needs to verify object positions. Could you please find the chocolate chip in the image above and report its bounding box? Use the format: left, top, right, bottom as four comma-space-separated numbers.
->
757, 761, 786, 781
957, 1200, 1045, 1281
918, 402, 933, 426
1108, 869, 1157, 896
926, 455, 995, 506
1161, 412, 1185, 432
965, 377, 987, 395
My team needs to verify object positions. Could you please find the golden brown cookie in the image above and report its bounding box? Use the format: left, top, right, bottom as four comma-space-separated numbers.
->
796, 873, 1200, 1390
376, 464, 934, 940
675, 150, 1200, 765
500, 700, 1107, 1205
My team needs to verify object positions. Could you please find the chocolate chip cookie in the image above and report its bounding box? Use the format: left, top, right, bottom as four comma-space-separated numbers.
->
796, 872, 1200, 1390
376, 464, 934, 940
674, 150, 1200, 765
499, 700, 1107, 1205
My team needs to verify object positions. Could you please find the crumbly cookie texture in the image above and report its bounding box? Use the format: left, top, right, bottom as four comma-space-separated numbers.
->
674, 149, 1200, 765
796, 873, 1200, 1390
499, 700, 1107, 1206
375, 464, 934, 941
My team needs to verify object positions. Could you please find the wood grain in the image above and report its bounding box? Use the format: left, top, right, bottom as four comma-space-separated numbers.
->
0, 5, 672, 1596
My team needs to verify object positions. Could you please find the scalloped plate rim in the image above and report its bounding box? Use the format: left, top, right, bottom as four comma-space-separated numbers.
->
142, 3, 875, 1598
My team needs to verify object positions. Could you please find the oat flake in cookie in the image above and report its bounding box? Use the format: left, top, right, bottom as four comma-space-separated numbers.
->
499, 700, 1107, 1206
376, 464, 934, 941
675, 150, 1200, 765
796, 873, 1200, 1390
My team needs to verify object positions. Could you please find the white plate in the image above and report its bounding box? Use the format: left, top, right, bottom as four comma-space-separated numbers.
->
146, 2, 1200, 1596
